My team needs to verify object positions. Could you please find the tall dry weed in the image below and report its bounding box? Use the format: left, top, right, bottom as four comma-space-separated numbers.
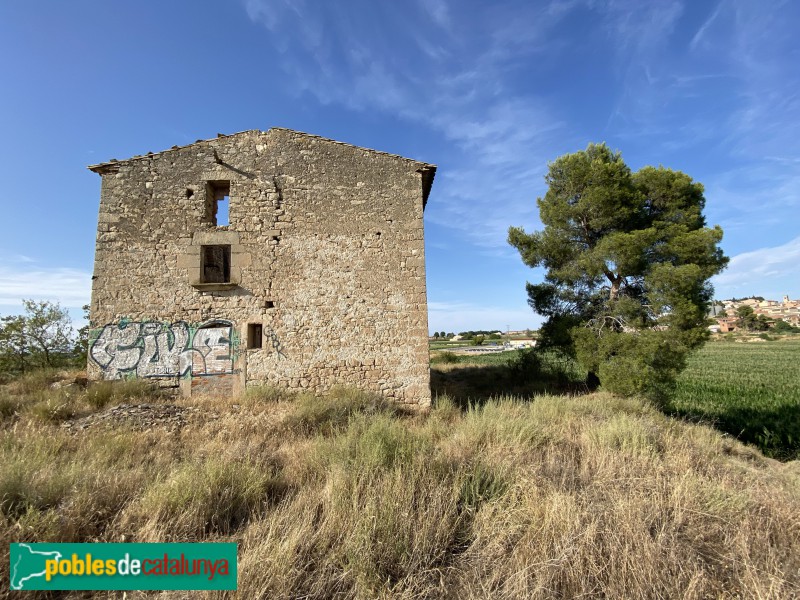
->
0, 377, 798, 598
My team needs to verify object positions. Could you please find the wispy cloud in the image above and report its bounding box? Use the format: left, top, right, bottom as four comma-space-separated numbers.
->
428, 300, 542, 333
704, 164, 800, 239
602, 0, 684, 56
597, 0, 800, 273
243, 0, 800, 299
609, 3, 752, 152
0, 265, 91, 312
712, 236, 800, 300
417, 0, 451, 30
689, 1, 723, 50
721, 3, 800, 161
243, 0, 577, 252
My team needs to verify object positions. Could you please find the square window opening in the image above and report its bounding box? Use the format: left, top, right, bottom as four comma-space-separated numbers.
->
207, 181, 230, 226
201, 245, 231, 283
247, 324, 263, 349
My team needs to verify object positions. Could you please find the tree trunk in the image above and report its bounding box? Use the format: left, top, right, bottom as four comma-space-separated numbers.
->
586, 371, 600, 389
605, 270, 623, 300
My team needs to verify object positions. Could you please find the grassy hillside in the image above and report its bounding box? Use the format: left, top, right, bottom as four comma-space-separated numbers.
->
1, 372, 799, 598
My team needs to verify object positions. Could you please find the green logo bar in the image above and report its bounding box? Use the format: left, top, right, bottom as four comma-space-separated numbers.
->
9, 543, 237, 591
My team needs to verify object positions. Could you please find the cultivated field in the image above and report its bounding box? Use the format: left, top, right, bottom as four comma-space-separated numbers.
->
432, 336, 800, 460
1, 362, 799, 598
669, 337, 800, 460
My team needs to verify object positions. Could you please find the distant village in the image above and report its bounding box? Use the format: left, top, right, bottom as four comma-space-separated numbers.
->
431, 295, 800, 341
710, 295, 800, 333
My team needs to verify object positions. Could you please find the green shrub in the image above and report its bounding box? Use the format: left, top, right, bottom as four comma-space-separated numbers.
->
327, 462, 463, 594
507, 348, 542, 380
772, 320, 799, 334
339, 415, 420, 470
84, 381, 115, 409
431, 351, 460, 364
432, 394, 461, 422
459, 462, 508, 510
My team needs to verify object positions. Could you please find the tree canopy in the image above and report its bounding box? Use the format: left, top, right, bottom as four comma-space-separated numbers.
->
735, 306, 771, 332
508, 143, 728, 398
0, 300, 76, 375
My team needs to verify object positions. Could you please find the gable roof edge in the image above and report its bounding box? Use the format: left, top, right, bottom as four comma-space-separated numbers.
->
88, 127, 436, 174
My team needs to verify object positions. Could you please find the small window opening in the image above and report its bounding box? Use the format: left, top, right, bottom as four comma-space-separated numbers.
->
208, 181, 230, 226
216, 195, 229, 226
265, 300, 275, 309
247, 324, 263, 349
186, 188, 194, 198
201, 245, 231, 283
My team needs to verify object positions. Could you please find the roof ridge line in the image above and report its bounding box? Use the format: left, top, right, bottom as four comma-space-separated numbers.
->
88, 128, 436, 172
269, 127, 437, 168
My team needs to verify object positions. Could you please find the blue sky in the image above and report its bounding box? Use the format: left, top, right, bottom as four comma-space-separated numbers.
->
1, 1, 798, 333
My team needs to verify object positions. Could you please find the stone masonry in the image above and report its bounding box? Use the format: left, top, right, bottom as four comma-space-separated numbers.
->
87, 128, 435, 407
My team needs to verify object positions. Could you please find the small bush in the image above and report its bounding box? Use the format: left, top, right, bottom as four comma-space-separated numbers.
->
0, 435, 72, 518
459, 461, 508, 510
84, 381, 115, 409
0, 395, 22, 419
432, 394, 461, 422
24, 390, 77, 423
431, 351, 460, 364
586, 414, 661, 456
773, 320, 799, 334
327, 463, 463, 594
507, 348, 542, 380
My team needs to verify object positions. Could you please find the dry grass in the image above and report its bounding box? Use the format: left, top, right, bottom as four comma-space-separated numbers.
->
1, 373, 799, 598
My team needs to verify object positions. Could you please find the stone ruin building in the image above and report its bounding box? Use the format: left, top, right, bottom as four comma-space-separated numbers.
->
86, 128, 435, 407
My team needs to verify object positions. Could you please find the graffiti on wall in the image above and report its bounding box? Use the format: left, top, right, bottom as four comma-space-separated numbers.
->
265, 326, 286, 359
90, 320, 235, 380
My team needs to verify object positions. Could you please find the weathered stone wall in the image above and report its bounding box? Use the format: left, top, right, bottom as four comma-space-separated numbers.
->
88, 128, 433, 407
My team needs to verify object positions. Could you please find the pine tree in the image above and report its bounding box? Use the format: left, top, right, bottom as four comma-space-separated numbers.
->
508, 143, 728, 399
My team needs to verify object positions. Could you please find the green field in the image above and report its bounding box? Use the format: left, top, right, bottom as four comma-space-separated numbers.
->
430, 348, 588, 406
431, 338, 800, 459
428, 340, 472, 350
667, 338, 800, 460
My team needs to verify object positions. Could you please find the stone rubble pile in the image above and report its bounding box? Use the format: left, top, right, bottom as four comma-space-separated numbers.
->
61, 403, 212, 433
